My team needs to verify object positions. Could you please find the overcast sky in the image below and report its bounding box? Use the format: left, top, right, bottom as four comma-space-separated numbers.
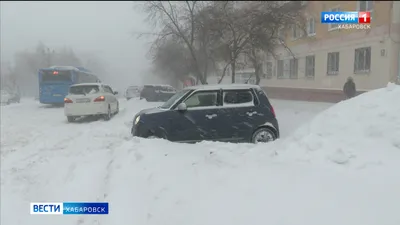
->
1, 1, 154, 89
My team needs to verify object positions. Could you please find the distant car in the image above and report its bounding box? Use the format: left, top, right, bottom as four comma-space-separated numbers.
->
1, 90, 20, 105
8, 92, 21, 103
64, 83, 119, 122
140, 84, 176, 102
1, 90, 11, 104
125, 86, 141, 100
131, 84, 279, 143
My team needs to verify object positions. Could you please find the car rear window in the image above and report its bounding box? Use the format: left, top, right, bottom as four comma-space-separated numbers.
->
69, 85, 100, 95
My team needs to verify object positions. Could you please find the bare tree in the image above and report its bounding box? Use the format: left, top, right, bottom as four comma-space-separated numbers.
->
241, 1, 307, 84
208, 1, 305, 84
206, 1, 253, 84
150, 36, 194, 85
140, 1, 210, 84
12, 42, 83, 96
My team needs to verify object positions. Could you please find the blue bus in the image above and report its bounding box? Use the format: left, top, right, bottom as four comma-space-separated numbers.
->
38, 66, 101, 104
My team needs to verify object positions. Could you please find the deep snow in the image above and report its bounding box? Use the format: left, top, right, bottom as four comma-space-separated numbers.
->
1, 84, 399, 225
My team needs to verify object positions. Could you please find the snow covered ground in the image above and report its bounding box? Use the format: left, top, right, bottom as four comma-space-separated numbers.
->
1, 84, 399, 225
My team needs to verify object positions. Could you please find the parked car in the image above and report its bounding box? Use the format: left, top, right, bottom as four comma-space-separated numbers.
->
64, 83, 119, 122
1, 90, 20, 104
8, 92, 21, 103
131, 84, 279, 143
125, 85, 141, 100
140, 84, 176, 102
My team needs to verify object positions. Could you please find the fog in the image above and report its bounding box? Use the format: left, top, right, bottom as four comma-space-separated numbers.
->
1, 1, 157, 92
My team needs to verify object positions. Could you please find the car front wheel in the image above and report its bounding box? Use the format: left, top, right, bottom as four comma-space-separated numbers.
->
251, 127, 276, 144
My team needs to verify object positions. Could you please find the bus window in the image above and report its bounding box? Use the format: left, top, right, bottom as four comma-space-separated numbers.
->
41, 71, 72, 82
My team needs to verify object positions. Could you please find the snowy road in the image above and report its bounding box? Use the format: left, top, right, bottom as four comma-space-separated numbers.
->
1, 97, 399, 225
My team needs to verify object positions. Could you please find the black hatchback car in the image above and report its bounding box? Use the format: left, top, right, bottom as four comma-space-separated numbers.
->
131, 84, 279, 143
140, 84, 176, 102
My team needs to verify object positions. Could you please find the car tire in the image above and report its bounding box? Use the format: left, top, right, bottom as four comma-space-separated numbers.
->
115, 102, 119, 114
103, 106, 112, 121
126, 98, 131, 101
67, 116, 75, 123
251, 127, 276, 144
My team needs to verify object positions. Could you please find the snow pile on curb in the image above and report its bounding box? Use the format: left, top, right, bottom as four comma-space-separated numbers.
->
276, 83, 400, 169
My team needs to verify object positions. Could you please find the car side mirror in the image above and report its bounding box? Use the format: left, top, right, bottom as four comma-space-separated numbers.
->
177, 103, 187, 111
114, 91, 118, 95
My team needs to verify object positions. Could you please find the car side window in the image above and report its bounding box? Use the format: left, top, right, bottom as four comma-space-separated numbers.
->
223, 90, 255, 107
184, 91, 218, 108
103, 86, 113, 94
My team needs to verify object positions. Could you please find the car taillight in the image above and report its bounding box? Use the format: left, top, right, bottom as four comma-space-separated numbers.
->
270, 105, 276, 117
94, 96, 105, 102
64, 98, 73, 103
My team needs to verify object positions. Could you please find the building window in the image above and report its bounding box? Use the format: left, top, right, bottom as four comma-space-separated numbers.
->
289, 58, 298, 79
292, 25, 303, 39
277, 60, 284, 78
357, 1, 374, 19
328, 7, 340, 30
327, 52, 340, 75
305, 55, 315, 77
358, 1, 373, 11
265, 62, 273, 79
277, 59, 291, 79
354, 47, 371, 74
307, 17, 316, 36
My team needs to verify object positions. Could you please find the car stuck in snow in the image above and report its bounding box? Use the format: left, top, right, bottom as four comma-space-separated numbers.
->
131, 84, 279, 143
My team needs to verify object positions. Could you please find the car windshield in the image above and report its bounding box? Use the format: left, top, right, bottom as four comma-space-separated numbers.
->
127, 88, 138, 94
160, 89, 191, 109
69, 85, 100, 95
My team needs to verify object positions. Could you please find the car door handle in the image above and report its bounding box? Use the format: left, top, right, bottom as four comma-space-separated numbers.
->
246, 111, 257, 116
205, 114, 217, 119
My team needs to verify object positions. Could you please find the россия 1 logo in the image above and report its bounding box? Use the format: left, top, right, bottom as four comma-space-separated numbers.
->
321, 11, 371, 30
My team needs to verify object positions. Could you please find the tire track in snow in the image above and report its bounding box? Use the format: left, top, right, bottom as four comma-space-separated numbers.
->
73, 133, 126, 225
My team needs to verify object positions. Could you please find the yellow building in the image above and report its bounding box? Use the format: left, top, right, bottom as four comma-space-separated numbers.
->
259, 1, 400, 101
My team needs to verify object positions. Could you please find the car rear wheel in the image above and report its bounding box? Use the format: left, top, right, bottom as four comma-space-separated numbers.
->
251, 127, 276, 144
103, 106, 111, 121
67, 116, 75, 123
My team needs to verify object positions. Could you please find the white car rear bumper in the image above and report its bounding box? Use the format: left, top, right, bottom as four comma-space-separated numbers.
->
64, 102, 108, 116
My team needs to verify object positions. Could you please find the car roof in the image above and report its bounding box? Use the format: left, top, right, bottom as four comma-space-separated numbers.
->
184, 84, 261, 91
70, 83, 105, 87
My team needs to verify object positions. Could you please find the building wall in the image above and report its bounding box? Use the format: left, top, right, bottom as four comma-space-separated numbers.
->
261, 25, 393, 91
208, 1, 400, 102
259, 1, 397, 91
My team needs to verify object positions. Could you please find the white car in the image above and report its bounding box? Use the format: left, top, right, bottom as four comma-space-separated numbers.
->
64, 83, 119, 122
1, 90, 11, 104
125, 86, 141, 100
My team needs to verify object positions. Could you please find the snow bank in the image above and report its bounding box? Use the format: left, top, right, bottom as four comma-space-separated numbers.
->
274, 83, 400, 170
1, 88, 400, 225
